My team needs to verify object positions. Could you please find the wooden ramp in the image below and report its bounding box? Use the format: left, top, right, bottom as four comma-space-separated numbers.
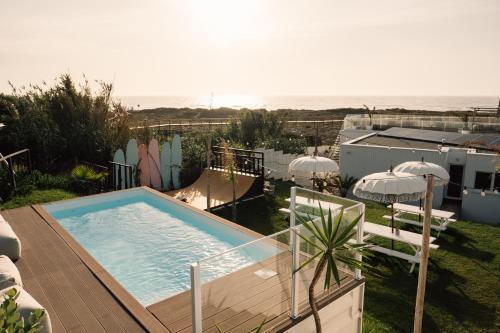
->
167, 169, 258, 210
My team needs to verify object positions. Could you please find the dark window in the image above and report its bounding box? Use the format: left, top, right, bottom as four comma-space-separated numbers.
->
474, 172, 492, 189
495, 173, 500, 190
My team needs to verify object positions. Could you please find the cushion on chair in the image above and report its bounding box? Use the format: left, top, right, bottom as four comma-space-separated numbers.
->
0, 219, 21, 260
0, 285, 52, 333
0, 255, 22, 290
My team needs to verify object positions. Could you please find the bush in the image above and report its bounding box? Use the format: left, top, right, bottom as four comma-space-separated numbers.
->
70, 165, 107, 194
261, 134, 307, 154
0, 166, 14, 201
19, 170, 72, 190
0, 287, 45, 333
0, 74, 131, 171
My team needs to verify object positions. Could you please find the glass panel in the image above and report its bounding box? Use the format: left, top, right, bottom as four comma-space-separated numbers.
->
198, 229, 292, 332
193, 188, 365, 332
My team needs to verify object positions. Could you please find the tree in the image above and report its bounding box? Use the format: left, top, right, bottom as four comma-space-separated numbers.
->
333, 174, 358, 197
294, 207, 369, 333
222, 141, 237, 222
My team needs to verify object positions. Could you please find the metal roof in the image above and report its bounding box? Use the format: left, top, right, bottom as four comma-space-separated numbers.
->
352, 127, 500, 152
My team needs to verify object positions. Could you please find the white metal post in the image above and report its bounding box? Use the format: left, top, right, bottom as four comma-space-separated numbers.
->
355, 203, 365, 280
290, 186, 300, 318
191, 263, 202, 333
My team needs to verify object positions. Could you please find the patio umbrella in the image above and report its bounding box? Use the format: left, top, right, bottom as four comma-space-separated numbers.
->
394, 157, 450, 219
394, 158, 449, 186
288, 155, 339, 190
353, 167, 427, 247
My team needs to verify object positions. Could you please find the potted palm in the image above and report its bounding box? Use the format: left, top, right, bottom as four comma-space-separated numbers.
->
294, 206, 370, 333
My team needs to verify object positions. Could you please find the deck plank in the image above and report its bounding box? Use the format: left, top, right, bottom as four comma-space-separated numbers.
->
2, 207, 148, 333
2, 204, 361, 333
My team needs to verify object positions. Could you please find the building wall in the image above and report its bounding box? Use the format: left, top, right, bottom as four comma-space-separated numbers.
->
339, 142, 445, 208
461, 152, 500, 224
285, 283, 364, 333
340, 137, 500, 224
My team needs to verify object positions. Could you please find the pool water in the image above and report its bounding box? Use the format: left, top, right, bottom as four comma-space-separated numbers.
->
43, 188, 277, 306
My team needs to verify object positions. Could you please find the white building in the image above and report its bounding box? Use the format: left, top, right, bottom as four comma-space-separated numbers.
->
340, 127, 500, 224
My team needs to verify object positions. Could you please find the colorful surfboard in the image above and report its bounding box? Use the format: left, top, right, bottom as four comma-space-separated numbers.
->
113, 149, 126, 189
171, 134, 182, 189
138, 144, 151, 187
126, 139, 139, 187
148, 139, 162, 189
160, 142, 172, 190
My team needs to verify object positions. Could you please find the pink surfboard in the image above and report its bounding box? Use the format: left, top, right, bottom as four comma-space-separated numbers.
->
138, 144, 151, 187
148, 139, 162, 189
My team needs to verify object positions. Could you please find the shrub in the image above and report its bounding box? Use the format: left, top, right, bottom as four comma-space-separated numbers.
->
0, 287, 45, 333
0, 74, 131, 171
19, 170, 72, 190
261, 134, 307, 155
70, 165, 108, 194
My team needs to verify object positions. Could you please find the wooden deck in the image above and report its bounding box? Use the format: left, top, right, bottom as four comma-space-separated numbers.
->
2, 207, 150, 333
2, 205, 362, 333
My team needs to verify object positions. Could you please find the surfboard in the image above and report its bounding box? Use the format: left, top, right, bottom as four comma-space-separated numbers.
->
171, 134, 182, 189
126, 139, 139, 187
160, 142, 172, 190
113, 149, 126, 189
148, 139, 162, 189
138, 144, 151, 187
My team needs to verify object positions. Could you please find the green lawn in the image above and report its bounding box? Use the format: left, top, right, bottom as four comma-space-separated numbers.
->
0, 189, 77, 210
215, 181, 500, 333
1, 183, 498, 332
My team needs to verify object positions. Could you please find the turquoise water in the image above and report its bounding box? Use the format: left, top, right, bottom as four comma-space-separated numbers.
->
44, 189, 277, 306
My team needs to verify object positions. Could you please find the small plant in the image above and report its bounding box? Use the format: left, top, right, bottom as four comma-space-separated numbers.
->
70, 165, 108, 194
333, 174, 358, 197
0, 287, 45, 333
294, 207, 370, 333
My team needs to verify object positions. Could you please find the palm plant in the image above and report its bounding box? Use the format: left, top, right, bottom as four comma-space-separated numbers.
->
221, 141, 237, 222
293, 207, 369, 333
333, 174, 358, 197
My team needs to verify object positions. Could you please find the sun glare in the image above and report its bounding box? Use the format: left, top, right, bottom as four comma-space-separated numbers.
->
183, 0, 262, 42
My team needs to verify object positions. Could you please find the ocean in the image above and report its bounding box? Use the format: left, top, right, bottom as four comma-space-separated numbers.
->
117, 95, 499, 112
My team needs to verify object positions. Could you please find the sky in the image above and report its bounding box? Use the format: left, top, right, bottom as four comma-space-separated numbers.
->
1, 0, 499, 97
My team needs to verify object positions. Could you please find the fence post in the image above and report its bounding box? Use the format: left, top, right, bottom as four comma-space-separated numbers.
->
290, 187, 300, 318
355, 203, 365, 280
191, 263, 202, 333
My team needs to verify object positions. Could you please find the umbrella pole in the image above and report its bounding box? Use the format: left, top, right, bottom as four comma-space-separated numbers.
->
391, 203, 395, 249
418, 198, 422, 222
414, 175, 434, 333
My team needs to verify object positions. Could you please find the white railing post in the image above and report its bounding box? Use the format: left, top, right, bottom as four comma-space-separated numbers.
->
355, 203, 365, 280
290, 186, 300, 318
191, 263, 202, 333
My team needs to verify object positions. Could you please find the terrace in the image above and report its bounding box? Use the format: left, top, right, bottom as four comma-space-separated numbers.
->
1, 188, 366, 333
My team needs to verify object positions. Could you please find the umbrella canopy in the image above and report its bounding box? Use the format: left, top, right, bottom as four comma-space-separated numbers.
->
353, 170, 427, 203
354, 169, 427, 246
394, 160, 449, 186
288, 156, 339, 176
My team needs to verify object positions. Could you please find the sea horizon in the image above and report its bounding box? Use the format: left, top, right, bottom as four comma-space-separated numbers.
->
117, 95, 499, 112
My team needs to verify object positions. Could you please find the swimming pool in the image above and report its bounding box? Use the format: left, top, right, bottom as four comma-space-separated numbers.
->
43, 188, 277, 306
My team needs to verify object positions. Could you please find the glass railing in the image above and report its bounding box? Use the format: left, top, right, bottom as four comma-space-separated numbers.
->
343, 114, 500, 132
190, 187, 365, 332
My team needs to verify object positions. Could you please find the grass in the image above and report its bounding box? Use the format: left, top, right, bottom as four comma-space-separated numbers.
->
1, 182, 498, 332
215, 181, 500, 333
0, 189, 77, 210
